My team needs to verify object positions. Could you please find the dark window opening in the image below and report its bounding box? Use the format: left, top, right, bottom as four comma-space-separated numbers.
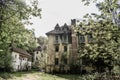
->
55, 46, 59, 52
79, 35, 85, 43
68, 35, 72, 43
18, 65, 19, 69
62, 35, 68, 43
64, 58, 67, 64
55, 35, 59, 41
64, 35, 67, 42
64, 46, 67, 52
55, 58, 59, 65
36, 57, 38, 60
37, 51, 38, 54
60, 35, 62, 41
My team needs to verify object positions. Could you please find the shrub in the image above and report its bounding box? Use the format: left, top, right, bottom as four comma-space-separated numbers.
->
0, 73, 12, 79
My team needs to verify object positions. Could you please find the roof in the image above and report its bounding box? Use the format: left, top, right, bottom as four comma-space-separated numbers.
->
46, 23, 71, 35
34, 46, 42, 51
34, 45, 47, 51
12, 47, 31, 57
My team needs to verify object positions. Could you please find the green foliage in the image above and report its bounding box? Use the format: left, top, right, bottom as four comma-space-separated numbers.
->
0, 0, 40, 71
0, 73, 12, 79
82, 0, 120, 27
37, 36, 48, 45
76, 16, 120, 72
0, 0, 41, 23
33, 36, 47, 69
76, 0, 120, 73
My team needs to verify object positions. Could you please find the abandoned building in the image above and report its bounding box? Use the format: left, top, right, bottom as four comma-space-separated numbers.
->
33, 45, 47, 69
11, 47, 32, 71
46, 19, 92, 73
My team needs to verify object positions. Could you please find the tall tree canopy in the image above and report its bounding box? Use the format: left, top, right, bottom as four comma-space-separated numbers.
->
0, 0, 41, 71
73, 0, 120, 72
82, 0, 120, 27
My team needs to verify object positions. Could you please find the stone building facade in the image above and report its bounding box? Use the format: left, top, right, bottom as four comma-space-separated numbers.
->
33, 46, 47, 70
11, 47, 32, 72
46, 20, 77, 72
46, 19, 92, 73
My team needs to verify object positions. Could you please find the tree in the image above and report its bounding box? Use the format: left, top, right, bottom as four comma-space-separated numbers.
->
37, 36, 48, 46
0, 0, 41, 24
72, 0, 120, 73
0, 0, 41, 71
82, 0, 120, 27
75, 13, 120, 72
33, 36, 48, 70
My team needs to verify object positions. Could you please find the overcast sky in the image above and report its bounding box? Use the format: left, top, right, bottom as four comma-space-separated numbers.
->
25, 0, 100, 37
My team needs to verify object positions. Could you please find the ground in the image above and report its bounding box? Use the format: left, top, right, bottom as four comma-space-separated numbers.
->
0, 71, 83, 80
0, 71, 120, 80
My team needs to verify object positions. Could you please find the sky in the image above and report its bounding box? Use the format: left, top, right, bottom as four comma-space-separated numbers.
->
25, 0, 100, 37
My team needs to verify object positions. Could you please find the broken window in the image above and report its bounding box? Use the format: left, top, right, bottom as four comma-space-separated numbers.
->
64, 58, 67, 64
79, 35, 85, 43
55, 46, 59, 52
64, 46, 67, 52
55, 58, 59, 65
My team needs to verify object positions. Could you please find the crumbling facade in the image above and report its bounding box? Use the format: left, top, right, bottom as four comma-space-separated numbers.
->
46, 19, 91, 73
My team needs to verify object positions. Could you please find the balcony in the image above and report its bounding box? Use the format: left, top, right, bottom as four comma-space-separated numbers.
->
54, 40, 60, 44
62, 40, 68, 44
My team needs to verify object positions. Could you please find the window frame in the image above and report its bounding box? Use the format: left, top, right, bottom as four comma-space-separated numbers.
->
55, 58, 59, 65
64, 46, 67, 52
79, 35, 85, 43
55, 45, 59, 52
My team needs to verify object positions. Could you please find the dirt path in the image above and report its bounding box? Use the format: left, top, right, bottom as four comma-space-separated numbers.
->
8, 73, 41, 80
7, 72, 69, 80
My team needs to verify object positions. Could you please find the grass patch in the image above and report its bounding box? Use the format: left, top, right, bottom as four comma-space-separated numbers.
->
0, 72, 12, 79
55, 74, 81, 80
0, 71, 120, 80
11, 70, 36, 77
0, 70, 36, 79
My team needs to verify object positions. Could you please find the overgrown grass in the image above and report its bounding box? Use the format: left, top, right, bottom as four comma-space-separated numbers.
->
11, 70, 36, 77
0, 72, 12, 79
0, 70, 36, 79
0, 70, 120, 80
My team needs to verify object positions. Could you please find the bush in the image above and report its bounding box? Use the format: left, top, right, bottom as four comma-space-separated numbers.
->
0, 73, 12, 79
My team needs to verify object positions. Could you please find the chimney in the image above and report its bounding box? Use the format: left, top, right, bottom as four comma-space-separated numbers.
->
71, 19, 76, 26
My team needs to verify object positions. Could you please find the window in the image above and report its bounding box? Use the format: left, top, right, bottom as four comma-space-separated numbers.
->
55, 35, 59, 41
55, 58, 59, 65
18, 65, 19, 69
36, 57, 38, 60
36, 51, 38, 54
64, 46, 67, 52
64, 58, 67, 64
15, 55, 17, 58
55, 46, 59, 52
55, 35, 59, 44
88, 34, 92, 42
63, 35, 67, 42
79, 35, 85, 43
68, 35, 72, 43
